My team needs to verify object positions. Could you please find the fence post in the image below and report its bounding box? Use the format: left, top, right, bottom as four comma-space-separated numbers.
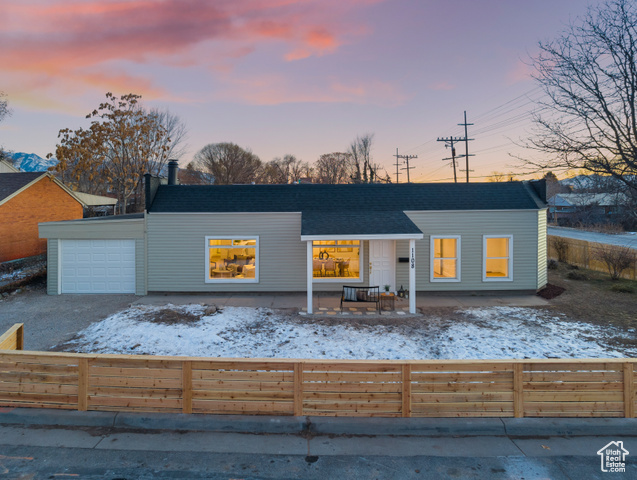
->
78, 358, 88, 411
624, 363, 635, 418
513, 363, 524, 418
294, 362, 304, 416
182, 361, 192, 414
16, 324, 23, 350
402, 364, 412, 418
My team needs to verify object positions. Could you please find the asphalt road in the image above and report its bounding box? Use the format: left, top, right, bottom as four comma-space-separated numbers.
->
549, 226, 637, 249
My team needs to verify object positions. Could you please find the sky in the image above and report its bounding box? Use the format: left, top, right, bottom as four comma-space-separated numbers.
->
0, 0, 608, 182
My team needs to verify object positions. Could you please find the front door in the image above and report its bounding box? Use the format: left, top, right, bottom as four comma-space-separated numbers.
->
369, 240, 395, 292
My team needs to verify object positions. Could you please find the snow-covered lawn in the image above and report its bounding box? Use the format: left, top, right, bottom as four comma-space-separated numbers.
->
58, 304, 637, 360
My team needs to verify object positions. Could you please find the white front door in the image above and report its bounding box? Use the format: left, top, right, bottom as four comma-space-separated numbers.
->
369, 240, 395, 291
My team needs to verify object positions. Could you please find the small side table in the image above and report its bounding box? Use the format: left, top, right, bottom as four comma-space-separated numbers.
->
380, 293, 395, 311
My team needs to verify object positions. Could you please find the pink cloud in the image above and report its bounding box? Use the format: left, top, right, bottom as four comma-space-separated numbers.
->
428, 81, 455, 91
215, 74, 407, 107
506, 59, 534, 85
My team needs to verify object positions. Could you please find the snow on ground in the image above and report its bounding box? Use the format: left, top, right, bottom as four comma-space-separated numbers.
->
61, 305, 637, 360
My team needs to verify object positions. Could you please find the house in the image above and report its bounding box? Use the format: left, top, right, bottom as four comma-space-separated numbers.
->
39, 162, 548, 313
0, 172, 85, 262
548, 192, 628, 224
0, 159, 20, 173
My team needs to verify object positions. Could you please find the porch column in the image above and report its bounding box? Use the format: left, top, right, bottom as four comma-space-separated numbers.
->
306, 240, 313, 314
409, 239, 416, 314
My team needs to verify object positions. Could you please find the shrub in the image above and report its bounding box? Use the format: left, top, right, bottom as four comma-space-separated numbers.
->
547, 259, 558, 270
609, 284, 634, 294
593, 244, 636, 280
551, 237, 570, 263
567, 271, 588, 281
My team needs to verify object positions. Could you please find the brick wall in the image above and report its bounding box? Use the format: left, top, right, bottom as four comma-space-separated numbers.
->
0, 176, 83, 262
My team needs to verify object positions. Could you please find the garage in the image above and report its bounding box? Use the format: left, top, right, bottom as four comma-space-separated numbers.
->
60, 239, 135, 294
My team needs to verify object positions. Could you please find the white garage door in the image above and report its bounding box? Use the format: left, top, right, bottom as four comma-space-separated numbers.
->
61, 240, 135, 294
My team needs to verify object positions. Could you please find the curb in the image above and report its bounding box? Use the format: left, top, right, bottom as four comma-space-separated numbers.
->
2, 408, 637, 437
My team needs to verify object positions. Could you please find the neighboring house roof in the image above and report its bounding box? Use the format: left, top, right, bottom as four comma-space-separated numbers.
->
548, 192, 628, 207
0, 159, 20, 173
0, 172, 44, 202
72, 191, 118, 207
149, 182, 546, 214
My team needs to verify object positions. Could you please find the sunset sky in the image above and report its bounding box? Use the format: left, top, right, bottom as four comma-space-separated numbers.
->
0, 0, 607, 182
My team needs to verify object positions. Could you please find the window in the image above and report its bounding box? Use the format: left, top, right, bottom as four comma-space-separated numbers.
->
312, 240, 361, 281
483, 235, 512, 281
430, 236, 460, 282
206, 237, 258, 282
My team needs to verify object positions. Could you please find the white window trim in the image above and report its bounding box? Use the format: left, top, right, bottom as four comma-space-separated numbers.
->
482, 235, 513, 282
205, 236, 259, 283
313, 240, 364, 284
430, 235, 461, 282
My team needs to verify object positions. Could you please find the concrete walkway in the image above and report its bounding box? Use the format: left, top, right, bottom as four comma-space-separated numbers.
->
134, 291, 548, 313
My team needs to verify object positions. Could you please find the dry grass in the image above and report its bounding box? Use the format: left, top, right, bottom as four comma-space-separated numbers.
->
546, 262, 637, 333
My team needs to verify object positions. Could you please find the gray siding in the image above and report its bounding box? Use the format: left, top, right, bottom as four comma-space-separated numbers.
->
395, 210, 541, 291
147, 213, 371, 293
147, 213, 307, 292
135, 238, 146, 295
46, 239, 59, 295
537, 209, 548, 289
39, 218, 144, 239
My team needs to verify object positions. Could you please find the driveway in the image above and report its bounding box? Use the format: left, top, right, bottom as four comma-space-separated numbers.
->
0, 281, 135, 351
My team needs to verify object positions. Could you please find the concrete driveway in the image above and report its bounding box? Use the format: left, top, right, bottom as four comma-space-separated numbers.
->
0, 281, 136, 351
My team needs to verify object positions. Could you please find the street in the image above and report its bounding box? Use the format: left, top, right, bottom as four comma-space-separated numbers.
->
0, 409, 635, 479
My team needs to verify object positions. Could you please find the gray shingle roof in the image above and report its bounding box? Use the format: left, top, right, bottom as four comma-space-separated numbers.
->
0, 172, 44, 202
149, 181, 546, 213
302, 211, 422, 236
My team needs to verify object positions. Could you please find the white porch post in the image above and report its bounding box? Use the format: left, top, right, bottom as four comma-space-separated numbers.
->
306, 240, 313, 314
409, 239, 416, 314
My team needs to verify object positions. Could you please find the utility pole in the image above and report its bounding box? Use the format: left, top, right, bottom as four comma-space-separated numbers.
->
436, 136, 463, 183
458, 110, 474, 183
394, 148, 401, 184
394, 149, 417, 183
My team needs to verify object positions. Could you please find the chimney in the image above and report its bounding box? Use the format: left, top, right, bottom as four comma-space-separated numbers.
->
168, 160, 179, 185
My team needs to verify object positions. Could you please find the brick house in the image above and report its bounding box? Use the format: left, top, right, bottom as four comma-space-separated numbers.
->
0, 172, 84, 262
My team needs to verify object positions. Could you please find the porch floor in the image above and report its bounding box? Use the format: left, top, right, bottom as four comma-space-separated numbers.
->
135, 292, 547, 315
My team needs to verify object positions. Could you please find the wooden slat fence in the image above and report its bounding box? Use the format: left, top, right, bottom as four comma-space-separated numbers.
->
548, 235, 637, 279
0, 323, 23, 351
0, 324, 635, 418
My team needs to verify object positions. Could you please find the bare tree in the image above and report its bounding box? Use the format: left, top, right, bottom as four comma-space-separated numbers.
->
314, 152, 353, 184
348, 134, 377, 183
148, 108, 189, 162
0, 92, 11, 161
260, 154, 309, 184
194, 143, 262, 185
0, 92, 10, 123
525, 0, 637, 200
